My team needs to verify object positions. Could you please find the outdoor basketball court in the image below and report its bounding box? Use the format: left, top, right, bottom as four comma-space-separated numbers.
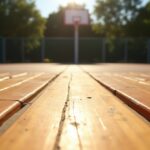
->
0, 63, 149, 150
0, 10, 150, 148
0, 0, 150, 149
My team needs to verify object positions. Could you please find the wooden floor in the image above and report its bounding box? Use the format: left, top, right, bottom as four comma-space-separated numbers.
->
0, 63, 149, 150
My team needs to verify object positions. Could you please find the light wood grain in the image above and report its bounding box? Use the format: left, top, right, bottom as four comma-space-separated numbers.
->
84, 73, 150, 120
0, 74, 55, 102
0, 64, 66, 125
91, 73, 150, 107
0, 66, 149, 150
0, 73, 40, 91
59, 66, 150, 150
0, 101, 21, 125
0, 71, 71, 150
0, 73, 10, 81
0, 72, 28, 82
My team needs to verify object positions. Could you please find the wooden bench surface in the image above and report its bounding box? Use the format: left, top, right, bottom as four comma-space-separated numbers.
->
0, 73, 55, 101
0, 73, 62, 125
0, 73, 41, 91
0, 72, 27, 81
0, 65, 66, 125
0, 66, 149, 150
81, 64, 150, 121
83, 73, 150, 120
91, 73, 150, 104
0, 71, 70, 150
0, 101, 21, 125
0, 73, 10, 81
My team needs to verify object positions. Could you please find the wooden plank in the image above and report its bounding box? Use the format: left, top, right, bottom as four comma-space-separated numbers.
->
0, 71, 71, 150
84, 72, 150, 120
0, 64, 67, 73
0, 73, 10, 82
81, 64, 150, 73
0, 73, 47, 125
123, 72, 150, 83
0, 73, 42, 92
0, 74, 59, 103
59, 67, 150, 150
113, 73, 150, 88
0, 101, 21, 125
95, 73, 150, 96
0, 72, 28, 81
0, 69, 65, 125
0, 66, 149, 150
10, 72, 28, 78
110, 73, 150, 105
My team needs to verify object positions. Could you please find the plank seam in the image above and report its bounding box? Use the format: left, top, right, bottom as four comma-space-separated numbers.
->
80, 67, 150, 121
0, 68, 67, 126
53, 73, 72, 150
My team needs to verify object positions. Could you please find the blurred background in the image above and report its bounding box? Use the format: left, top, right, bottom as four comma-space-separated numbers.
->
0, 0, 150, 63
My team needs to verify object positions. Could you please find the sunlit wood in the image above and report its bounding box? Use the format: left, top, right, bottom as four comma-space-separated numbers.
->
0, 64, 149, 150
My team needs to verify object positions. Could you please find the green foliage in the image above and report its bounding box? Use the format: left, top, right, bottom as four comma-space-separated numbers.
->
0, 0, 45, 50
126, 2, 150, 37
94, 0, 142, 37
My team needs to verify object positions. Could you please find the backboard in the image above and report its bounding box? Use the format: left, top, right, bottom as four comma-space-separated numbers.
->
65, 9, 89, 25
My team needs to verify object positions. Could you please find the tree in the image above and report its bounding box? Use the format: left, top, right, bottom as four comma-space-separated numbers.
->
45, 2, 95, 37
126, 2, 150, 37
93, 0, 142, 37
0, 0, 46, 62
0, 0, 45, 38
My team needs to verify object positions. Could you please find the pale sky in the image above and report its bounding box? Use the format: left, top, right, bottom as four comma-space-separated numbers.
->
35, 0, 149, 18
35, 0, 97, 17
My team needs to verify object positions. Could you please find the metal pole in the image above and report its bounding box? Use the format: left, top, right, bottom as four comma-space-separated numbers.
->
102, 38, 106, 62
2, 38, 6, 63
124, 38, 128, 62
74, 23, 79, 64
147, 39, 150, 63
41, 37, 45, 62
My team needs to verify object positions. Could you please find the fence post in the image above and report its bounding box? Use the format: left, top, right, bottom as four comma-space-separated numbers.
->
2, 37, 6, 63
147, 39, 150, 63
124, 38, 128, 62
102, 38, 106, 62
41, 37, 45, 62
22, 38, 25, 62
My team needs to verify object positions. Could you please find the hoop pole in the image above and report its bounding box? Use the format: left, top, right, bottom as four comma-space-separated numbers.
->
74, 23, 79, 64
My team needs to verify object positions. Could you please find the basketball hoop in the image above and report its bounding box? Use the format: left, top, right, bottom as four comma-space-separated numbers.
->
65, 9, 89, 25
64, 9, 89, 64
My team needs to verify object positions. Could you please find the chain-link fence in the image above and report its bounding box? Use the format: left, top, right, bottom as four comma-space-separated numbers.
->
0, 37, 150, 63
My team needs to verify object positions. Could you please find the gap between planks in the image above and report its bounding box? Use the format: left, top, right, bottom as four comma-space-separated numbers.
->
1, 66, 149, 150
0, 67, 67, 127
81, 67, 150, 121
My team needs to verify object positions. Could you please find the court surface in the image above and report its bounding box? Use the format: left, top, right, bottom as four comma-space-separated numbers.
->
0, 63, 149, 150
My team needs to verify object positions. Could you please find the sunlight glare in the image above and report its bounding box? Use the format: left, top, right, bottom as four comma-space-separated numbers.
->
58, 0, 87, 6
68, 0, 87, 4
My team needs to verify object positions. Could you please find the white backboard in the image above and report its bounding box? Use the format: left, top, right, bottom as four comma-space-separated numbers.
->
65, 9, 89, 25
